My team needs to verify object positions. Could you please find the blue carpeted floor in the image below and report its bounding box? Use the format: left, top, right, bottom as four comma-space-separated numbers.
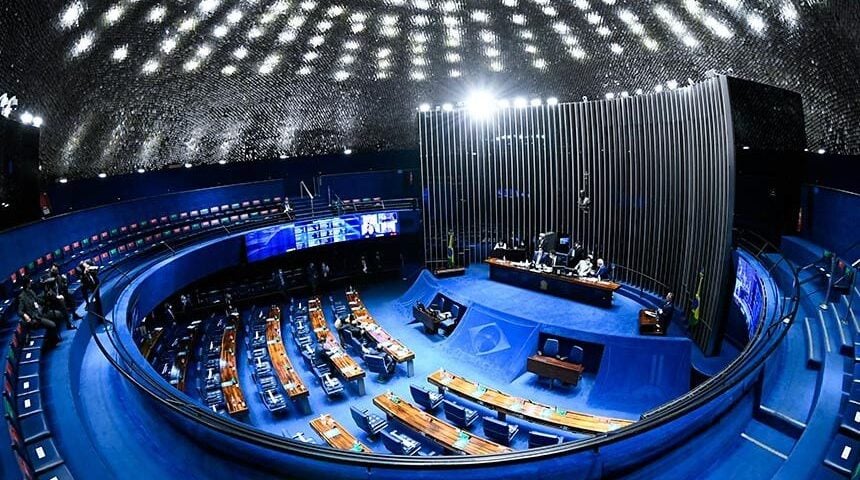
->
174, 265, 702, 453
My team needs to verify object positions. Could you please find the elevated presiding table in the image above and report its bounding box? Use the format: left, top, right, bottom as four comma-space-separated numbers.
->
373, 392, 512, 455
310, 414, 372, 453
265, 306, 310, 412
427, 369, 633, 434
346, 289, 415, 376
309, 298, 366, 394
486, 258, 621, 307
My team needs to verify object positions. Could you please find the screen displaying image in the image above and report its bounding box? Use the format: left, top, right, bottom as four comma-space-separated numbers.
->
733, 256, 765, 338
245, 225, 297, 262
244, 211, 400, 263
361, 212, 399, 238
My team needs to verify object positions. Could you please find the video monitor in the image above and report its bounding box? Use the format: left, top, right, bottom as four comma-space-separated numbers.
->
360, 212, 399, 238
246, 225, 297, 262
733, 256, 765, 338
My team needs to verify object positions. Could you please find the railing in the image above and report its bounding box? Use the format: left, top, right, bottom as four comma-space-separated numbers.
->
82, 225, 799, 471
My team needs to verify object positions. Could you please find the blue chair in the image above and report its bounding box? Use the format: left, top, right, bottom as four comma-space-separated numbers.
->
482, 416, 519, 445
569, 345, 584, 366
350, 406, 388, 437
540, 338, 566, 361
319, 372, 344, 397
381, 430, 421, 455
365, 353, 396, 377
825, 433, 860, 475
528, 431, 563, 448
410, 384, 443, 411
442, 400, 478, 428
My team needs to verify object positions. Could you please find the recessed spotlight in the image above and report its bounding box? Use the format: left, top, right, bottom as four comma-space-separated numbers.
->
419, 103, 431, 112
547, 97, 559, 106
442, 103, 454, 112
817, 148, 826, 154
635, 88, 644, 95
666, 80, 678, 90
218, 159, 227, 165
20, 111, 33, 125
654, 84, 664, 93
58, 178, 68, 184
513, 97, 528, 108
137, 168, 146, 173
530, 98, 542, 107
605, 92, 615, 100
742, 146, 750, 150
98, 172, 107, 178
344, 148, 353, 155
32, 116, 43, 128
184, 163, 193, 168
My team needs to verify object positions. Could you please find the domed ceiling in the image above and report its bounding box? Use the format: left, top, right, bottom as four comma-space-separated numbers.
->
1, 0, 858, 180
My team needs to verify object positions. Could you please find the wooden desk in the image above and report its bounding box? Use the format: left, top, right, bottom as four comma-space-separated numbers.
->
309, 414, 372, 453
427, 369, 633, 434
346, 289, 415, 377
309, 298, 366, 394
486, 258, 621, 307
373, 392, 511, 455
526, 355, 584, 386
638, 309, 666, 336
265, 306, 310, 411
220, 323, 248, 415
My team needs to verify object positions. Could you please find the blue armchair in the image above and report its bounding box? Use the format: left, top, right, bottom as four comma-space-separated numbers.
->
442, 400, 478, 428
482, 416, 519, 445
381, 430, 421, 455
410, 384, 443, 411
350, 406, 388, 437
365, 353, 396, 377
539, 338, 566, 361
569, 345, 584, 366
528, 430, 563, 448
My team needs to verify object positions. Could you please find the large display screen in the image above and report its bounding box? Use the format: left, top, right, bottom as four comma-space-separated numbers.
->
245, 211, 399, 262
733, 256, 765, 338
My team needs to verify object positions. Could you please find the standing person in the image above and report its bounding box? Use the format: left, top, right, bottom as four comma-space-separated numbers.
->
17, 276, 61, 346
320, 261, 331, 283
48, 264, 83, 324
76, 260, 100, 305
42, 275, 77, 330
307, 262, 319, 294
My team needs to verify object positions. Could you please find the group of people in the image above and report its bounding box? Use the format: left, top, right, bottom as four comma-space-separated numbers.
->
16, 260, 99, 347
531, 241, 610, 281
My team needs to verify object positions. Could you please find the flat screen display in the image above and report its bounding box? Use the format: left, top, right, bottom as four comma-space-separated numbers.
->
245, 211, 399, 262
733, 256, 765, 338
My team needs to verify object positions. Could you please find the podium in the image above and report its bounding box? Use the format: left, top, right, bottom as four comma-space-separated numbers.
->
638, 309, 667, 336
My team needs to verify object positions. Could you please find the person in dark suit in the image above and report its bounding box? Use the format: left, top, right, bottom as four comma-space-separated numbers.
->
17, 276, 61, 345
42, 273, 77, 330
657, 292, 674, 329
591, 259, 609, 281
76, 260, 100, 305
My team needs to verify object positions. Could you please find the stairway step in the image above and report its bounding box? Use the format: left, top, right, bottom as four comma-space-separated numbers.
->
817, 310, 836, 355
758, 404, 806, 438
804, 317, 823, 369
826, 306, 854, 356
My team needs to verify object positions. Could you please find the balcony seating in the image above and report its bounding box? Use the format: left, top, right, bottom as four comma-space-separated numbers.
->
381, 430, 421, 455
482, 416, 519, 445
350, 406, 388, 437
409, 384, 443, 411
528, 431, 563, 448
442, 399, 478, 428
364, 353, 395, 377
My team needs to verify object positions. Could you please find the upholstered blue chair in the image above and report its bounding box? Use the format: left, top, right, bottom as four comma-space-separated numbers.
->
569, 345, 585, 366
482, 416, 519, 445
381, 430, 421, 455
528, 430, 563, 448
442, 400, 478, 428
410, 384, 443, 411
350, 406, 388, 437
540, 338, 566, 360
365, 353, 396, 377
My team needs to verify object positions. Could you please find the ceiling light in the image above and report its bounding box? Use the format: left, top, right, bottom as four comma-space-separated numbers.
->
442, 103, 454, 112
513, 97, 528, 108
419, 103, 431, 112
137, 168, 146, 173
605, 92, 615, 100
344, 148, 352, 155
218, 159, 227, 165
654, 84, 664, 93
32, 116, 43, 128
547, 97, 559, 106
184, 163, 193, 168
530, 98, 542, 107
817, 148, 826, 154
465, 90, 497, 119
98, 172, 107, 178
20, 111, 33, 125
59, 177, 68, 184
667, 79, 679, 90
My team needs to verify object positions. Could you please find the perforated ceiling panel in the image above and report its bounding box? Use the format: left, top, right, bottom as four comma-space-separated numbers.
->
1, 0, 858, 180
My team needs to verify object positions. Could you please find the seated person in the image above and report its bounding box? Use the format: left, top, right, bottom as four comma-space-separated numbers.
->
17, 276, 61, 345
532, 248, 551, 268
656, 292, 674, 328
41, 275, 76, 330
574, 255, 593, 277
590, 258, 609, 281
76, 260, 100, 305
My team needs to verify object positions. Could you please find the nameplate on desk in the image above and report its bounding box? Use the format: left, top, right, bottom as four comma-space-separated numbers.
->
324, 428, 341, 439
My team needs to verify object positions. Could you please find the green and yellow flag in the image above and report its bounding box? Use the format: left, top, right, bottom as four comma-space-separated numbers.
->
690, 270, 704, 327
